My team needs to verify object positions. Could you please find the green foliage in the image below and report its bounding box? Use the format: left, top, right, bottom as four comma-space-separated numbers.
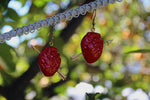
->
33, 0, 52, 7
125, 49, 150, 54
5, 8, 20, 21
0, 43, 16, 72
0, 69, 13, 86
86, 93, 101, 100
0, 0, 10, 13
86, 93, 110, 100
0, 0, 150, 100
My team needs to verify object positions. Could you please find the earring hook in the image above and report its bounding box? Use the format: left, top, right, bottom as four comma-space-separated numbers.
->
91, 9, 96, 32
49, 26, 54, 46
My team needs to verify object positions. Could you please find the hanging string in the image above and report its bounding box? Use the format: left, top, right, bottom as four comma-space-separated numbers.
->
91, 9, 96, 32
49, 26, 54, 46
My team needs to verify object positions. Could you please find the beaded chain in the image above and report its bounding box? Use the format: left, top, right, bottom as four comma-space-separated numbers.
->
0, 0, 122, 43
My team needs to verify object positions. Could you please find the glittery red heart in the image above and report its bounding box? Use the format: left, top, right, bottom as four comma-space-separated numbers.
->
81, 32, 103, 63
38, 46, 61, 76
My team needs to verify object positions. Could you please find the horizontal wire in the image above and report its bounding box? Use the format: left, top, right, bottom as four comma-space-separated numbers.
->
0, 0, 122, 43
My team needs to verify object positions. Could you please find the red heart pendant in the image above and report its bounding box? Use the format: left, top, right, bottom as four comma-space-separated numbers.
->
81, 32, 103, 63
38, 46, 61, 76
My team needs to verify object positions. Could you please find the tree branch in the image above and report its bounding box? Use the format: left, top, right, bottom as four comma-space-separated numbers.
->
11, 57, 39, 90
42, 64, 76, 97
0, 86, 6, 96
3, 57, 39, 100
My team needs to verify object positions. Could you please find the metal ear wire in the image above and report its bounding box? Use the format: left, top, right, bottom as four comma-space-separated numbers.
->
49, 26, 54, 46
91, 9, 97, 32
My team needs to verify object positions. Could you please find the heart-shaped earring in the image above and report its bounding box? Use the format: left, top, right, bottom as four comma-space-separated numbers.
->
32, 26, 66, 80
71, 10, 112, 63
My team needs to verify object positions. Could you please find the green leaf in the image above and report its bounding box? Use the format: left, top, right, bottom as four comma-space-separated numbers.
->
16, 0, 26, 6
0, 43, 16, 72
125, 49, 150, 54
0, 69, 14, 86
123, 49, 150, 63
33, 0, 50, 7
86, 93, 101, 100
0, 0, 10, 13
5, 8, 20, 21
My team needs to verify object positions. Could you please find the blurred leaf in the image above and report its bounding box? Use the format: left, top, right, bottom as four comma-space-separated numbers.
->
125, 49, 150, 54
86, 93, 103, 100
0, 43, 16, 72
114, 79, 126, 87
51, 73, 61, 83
15, 57, 29, 76
5, 8, 20, 21
0, 96, 7, 100
33, 0, 52, 7
55, 83, 67, 94
0, 0, 10, 13
0, 74, 3, 85
16, 0, 26, 6
123, 49, 150, 62
86, 93, 99, 100
0, 69, 13, 86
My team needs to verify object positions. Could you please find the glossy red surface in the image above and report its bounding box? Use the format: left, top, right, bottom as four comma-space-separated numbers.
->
38, 46, 61, 76
81, 32, 103, 63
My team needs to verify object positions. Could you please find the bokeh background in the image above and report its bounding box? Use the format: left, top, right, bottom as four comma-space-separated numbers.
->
0, 0, 150, 100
